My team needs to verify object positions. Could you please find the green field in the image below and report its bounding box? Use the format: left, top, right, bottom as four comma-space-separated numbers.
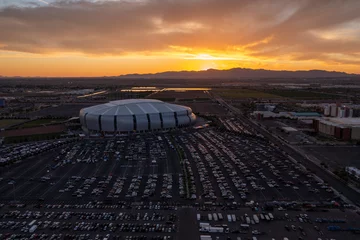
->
0, 119, 25, 128
266, 89, 341, 99
212, 88, 281, 99
18, 118, 66, 128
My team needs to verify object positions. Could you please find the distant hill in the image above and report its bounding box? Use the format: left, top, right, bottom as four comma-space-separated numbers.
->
119, 68, 358, 79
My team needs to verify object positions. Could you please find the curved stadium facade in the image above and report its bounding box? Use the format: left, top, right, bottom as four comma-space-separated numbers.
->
79, 99, 196, 133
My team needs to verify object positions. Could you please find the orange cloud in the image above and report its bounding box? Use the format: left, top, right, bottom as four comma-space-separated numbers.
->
0, 0, 359, 76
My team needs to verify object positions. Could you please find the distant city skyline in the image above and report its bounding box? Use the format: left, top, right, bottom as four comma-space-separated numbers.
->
0, 0, 359, 77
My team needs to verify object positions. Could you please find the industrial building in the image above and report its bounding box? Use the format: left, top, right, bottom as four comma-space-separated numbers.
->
313, 118, 360, 140
324, 104, 354, 118
79, 99, 196, 134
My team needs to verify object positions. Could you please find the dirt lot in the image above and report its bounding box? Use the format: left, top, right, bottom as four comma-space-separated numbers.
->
266, 89, 340, 99
186, 102, 228, 115
148, 90, 210, 101
17, 118, 66, 129
301, 145, 360, 169
0, 119, 25, 128
212, 88, 281, 99
0, 124, 66, 137
28, 104, 95, 118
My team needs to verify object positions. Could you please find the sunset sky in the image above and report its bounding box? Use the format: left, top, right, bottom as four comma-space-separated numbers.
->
0, 0, 359, 77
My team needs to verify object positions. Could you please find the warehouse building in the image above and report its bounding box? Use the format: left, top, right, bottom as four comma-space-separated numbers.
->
313, 118, 360, 140
79, 99, 196, 134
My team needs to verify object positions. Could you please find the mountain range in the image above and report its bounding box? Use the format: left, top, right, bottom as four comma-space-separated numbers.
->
119, 68, 358, 79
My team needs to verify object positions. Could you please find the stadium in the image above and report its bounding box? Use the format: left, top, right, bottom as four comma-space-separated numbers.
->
79, 99, 196, 133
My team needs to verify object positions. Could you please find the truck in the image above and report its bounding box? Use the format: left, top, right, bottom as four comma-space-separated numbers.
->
200, 235, 212, 240
218, 213, 223, 220
231, 214, 236, 222
208, 214, 212, 221
28, 220, 36, 227
227, 215, 232, 222
199, 222, 210, 228
197, 214, 201, 221
213, 213, 218, 221
208, 227, 224, 233
253, 214, 259, 224
29, 225, 37, 233
240, 224, 250, 229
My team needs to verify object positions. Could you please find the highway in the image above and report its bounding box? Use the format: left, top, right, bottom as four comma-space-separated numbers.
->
213, 93, 360, 206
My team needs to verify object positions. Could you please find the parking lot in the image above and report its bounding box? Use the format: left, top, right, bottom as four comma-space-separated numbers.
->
0, 126, 360, 239
0, 127, 348, 204
195, 207, 360, 240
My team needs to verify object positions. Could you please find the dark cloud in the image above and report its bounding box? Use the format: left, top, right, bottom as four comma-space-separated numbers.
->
0, 0, 359, 65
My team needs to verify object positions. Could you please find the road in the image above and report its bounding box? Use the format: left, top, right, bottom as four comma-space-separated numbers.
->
213, 93, 360, 205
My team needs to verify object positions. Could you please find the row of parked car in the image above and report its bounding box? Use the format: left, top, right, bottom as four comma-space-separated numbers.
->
0, 139, 75, 166
1, 210, 175, 222
172, 128, 337, 203
0, 233, 173, 240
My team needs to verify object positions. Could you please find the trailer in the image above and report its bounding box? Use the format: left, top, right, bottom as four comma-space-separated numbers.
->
208, 227, 224, 233
227, 214, 232, 222
231, 214, 236, 222
213, 213, 218, 221
29, 225, 37, 233
218, 213, 223, 220
208, 214, 212, 221
253, 214, 259, 224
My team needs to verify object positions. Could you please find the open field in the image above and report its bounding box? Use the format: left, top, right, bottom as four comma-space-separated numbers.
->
0, 124, 66, 138
0, 119, 25, 128
212, 88, 281, 99
148, 90, 210, 101
186, 102, 228, 115
3, 132, 63, 144
266, 89, 341, 99
27, 104, 95, 118
17, 118, 66, 128
301, 145, 360, 169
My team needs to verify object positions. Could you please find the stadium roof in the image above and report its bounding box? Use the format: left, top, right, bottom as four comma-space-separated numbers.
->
81, 99, 190, 116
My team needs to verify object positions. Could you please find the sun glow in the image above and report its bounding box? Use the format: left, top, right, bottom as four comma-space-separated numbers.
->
200, 61, 218, 70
